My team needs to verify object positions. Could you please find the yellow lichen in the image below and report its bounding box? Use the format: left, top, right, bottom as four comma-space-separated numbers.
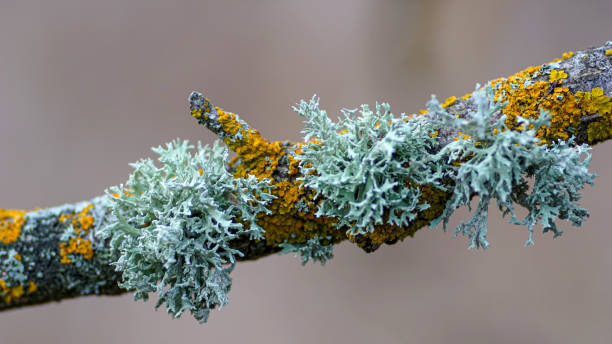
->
112, 189, 134, 198
191, 109, 202, 119
257, 180, 344, 246
0, 279, 36, 304
490, 63, 581, 142
27, 281, 37, 294
549, 51, 575, 63
215, 112, 345, 247
441, 96, 457, 108
233, 140, 344, 246
287, 153, 301, 176
575, 87, 612, 116
538, 87, 581, 141
490, 60, 612, 144
59, 237, 94, 264
218, 109, 285, 180
605, 49, 612, 56
0, 209, 27, 245
58, 204, 95, 264
0, 280, 25, 304
549, 69, 568, 83
453, 131, 471, 141
190, 98, 212, 119
575, 87, 612, 143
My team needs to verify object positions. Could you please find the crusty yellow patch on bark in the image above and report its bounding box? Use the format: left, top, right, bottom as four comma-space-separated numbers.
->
549, 69, 568, 83
0, 280, 38, 304
58, 204, 95, 264
441, 96, 457, 108
0, 209, 27, 245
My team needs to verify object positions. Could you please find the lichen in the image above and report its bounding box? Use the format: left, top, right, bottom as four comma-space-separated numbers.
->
217, 108, 284, 180
549, 69, 568, 83
279, 235, 334, 265
427, 84, 595, 248
58, 204, 95, 264
0, 196, 122, 309
480, 48, 612, 148
255, 177, 343, 247
209, 105, 347, 249
294, 95, 444, 243
441, 96, 457, 108
0, 209, 26, 245
101, 139, 274, 323
292, 81, 595, 249
576, 88, 612, 143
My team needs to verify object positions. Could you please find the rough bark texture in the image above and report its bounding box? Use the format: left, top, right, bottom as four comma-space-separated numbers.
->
1, 41, 612, 311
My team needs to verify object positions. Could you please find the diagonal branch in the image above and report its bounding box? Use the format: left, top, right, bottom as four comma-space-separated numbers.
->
1, 41, 611, 316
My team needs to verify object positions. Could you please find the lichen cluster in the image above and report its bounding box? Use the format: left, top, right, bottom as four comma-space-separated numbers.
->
428, 85, 596, 248
278, 235, 334, 266
489, 50, 612, 144
294, 96, 441, 240
191, 96, 345, 259
101, 140, 274, 323
294, 83, 595, 249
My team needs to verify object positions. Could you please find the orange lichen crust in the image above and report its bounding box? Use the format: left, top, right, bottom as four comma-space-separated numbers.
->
190, 97, 212, 118
577, 88, 612, 143
0, 209, 27, 245
258, 179, 344, 246
486, 50, 612, 144
441, 96, 457, 108
218, 108, 285, 180
549, 69, 568, 83
0, 280, 37, 305
58, 204, 95, 264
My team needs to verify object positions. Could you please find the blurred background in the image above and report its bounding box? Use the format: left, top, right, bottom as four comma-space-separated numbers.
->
1, 0, 612, 343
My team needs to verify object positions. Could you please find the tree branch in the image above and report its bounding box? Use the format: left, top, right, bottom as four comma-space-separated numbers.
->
1, 41, 611, 318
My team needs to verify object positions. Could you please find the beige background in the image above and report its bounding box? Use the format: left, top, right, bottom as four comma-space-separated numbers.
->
1, 0, 612, 343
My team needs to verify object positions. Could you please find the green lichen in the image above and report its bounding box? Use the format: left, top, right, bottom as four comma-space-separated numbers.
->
294, 84, 595, 249
279, 235, 334, 266
427, 84, 596, 248
100, 140, 274, 323
294, 96, 442, 237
